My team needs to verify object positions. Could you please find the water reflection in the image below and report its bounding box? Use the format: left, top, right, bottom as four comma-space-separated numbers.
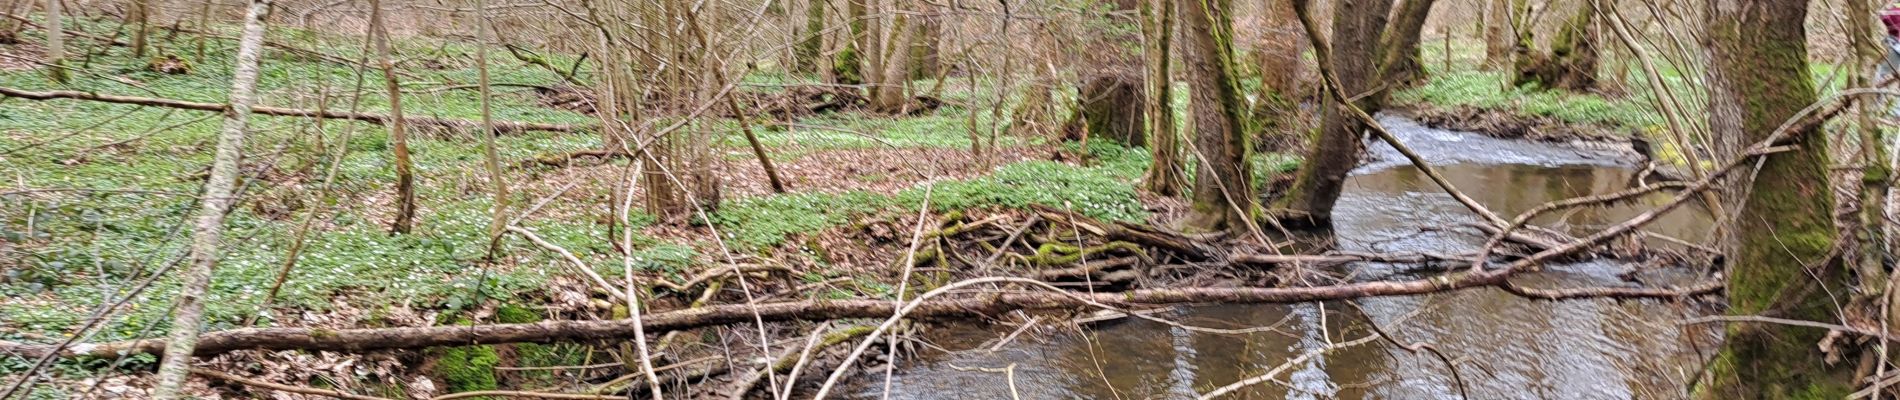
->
848, 118, 1716, 399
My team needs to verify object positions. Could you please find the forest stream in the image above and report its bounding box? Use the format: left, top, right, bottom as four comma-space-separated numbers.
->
844, 115, 1721, 399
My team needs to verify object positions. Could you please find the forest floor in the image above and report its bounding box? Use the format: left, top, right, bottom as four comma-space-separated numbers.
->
0, 20, 1675, 400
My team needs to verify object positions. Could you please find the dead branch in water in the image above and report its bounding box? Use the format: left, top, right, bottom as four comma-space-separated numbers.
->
0, 86, 583, 134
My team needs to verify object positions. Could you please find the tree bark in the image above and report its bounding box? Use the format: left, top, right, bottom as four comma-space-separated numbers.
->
1378, 0, 1438, 86
1175, 0, 1255, 233
1143, 0, 1185, 196
909, 11, 940, 80
1276, 0, 1391, 226
126, 0, 151, 58
474, 0, 509, 259
797, 0, 827, 75
42, 0, 65, 83
1481, 0, 1513, 70
1255, 0, 1303, 96
1698, 0, 1853, 398
871, 7, 913, 113
149, 1, 273, 398
1078, 75, 1147, 146
370, 0, 417, 234
1513, 2, 1596, 91
834, 0, 871, 84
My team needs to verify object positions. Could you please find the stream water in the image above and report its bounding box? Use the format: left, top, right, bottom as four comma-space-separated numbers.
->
846, 116, 1720, 399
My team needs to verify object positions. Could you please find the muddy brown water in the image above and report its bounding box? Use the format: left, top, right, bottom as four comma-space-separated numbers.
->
844, 116, 1719, 399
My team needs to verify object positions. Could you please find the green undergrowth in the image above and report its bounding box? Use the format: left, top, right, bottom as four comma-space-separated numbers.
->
1393, 69, 1664, 132
712, 142, 1153, 249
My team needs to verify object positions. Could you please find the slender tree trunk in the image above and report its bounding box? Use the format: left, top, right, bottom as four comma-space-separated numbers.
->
1378, 0, 1438, 86
1077, 0, 1146, 147
194, 0, 212, 62
1143, 0, 1184, 195
126, 0, 150, 58
1277, 0, 1391, 226
1481, 0, 1513, 70
797, 0, 827, 75
42, 0, 65, 83
370, 0, 417, 234
474, 0, 509, 259
149, 1, 272, 398
1698, 0, 1852, 398
0, 0, 24, 44
1175, 0, 1255, 233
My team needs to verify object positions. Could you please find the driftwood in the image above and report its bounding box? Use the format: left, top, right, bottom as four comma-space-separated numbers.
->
0, 87, 582, 134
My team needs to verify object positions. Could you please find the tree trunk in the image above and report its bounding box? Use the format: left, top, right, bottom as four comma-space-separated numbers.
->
797, 0, 827, 75
1379, 0, 1438, 86
1143, 0, 1185, 196
42, 0, 65, 83
1078, 75, 1147, 146
1256, 0, 1303, 96
474, 0, 509, 259
1175, 0, 1255, 233
871, 8, 913, 113
1277, 0, 1391, 226
370, 0, 417, 234
149, 1, 273, 398
1481, 0, 1513, 70
910, 11, 941, 80
1513, 2, 1596, 91
127, 0, 151, 58
1698, 0, 1853, 398
833, 0, 872, 85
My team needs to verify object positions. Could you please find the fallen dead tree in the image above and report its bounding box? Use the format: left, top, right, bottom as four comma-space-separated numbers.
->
0, 86, 583, 134
0, 263, 1717, 360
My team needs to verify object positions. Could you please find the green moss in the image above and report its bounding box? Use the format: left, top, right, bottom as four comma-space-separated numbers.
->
433, 346, 501, 393
495, 304, 540, 324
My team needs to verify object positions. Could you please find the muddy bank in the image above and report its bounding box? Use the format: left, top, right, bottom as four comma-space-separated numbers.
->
1393, 104, 1641, 149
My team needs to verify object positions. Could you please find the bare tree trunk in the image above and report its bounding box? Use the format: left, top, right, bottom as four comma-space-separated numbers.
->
126, 0, 151, 58
1698, 0, 1853, 398
0, 0, 25, 44
1143, 0, 1184, 196
872, 6, 913, 113
910, 11, 940, 80
1175, 0, 1255, 233
149, 1, 273, 398
834, 0, 871, 84
1481, 0, 1513, 70
1277, 0, 1391, 226
42, 0, 65, 83
1513, 2, 1596, 91
1256, 0, 1303, 96
797, 0, 827, 75
370, 0, 417, 234
474, 0, 509, 259
1378, 0, 1438, 86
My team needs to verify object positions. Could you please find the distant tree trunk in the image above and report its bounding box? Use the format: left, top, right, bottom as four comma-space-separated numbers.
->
1143, 0, 1184, 195
1175, 0, 1255, 233
42, 0, 66, 83
0, 0, 24, 44
871, 8, 913, 113
797, 0, 827, 75
474, 0, 509, 259
910, 12, 940, 80
1481, 0, 1513, 70
126, 0, 151, 58
149, 1, 273, 398
1513, 2, 1596, 91
1379, 0, 1438, 86
1256, 0, 1303, 96
1076, 0, 1146, 147
1698, 0, 1853, 398
1277, 0, 1390, 226
370, 0, 417, 234
834, 0, 872, 85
